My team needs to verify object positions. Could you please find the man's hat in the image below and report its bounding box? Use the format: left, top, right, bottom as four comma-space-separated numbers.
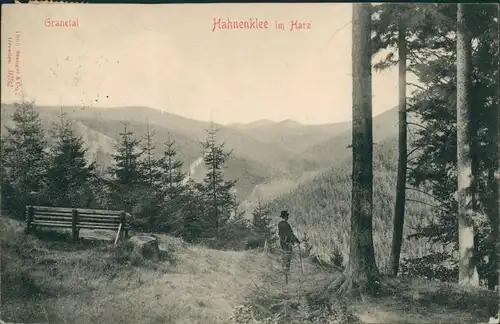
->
280, 210, 289, 218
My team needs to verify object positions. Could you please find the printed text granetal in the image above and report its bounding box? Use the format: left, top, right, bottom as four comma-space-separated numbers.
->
45, 18, 80, 28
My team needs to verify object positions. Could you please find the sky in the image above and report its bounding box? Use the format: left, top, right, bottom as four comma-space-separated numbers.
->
1, 3, 416, 125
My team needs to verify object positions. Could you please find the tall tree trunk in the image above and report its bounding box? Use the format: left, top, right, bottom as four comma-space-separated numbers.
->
494, 6, 500, 308
387, 19, 407, 277
347, 1, 379, 292
485, 16, 499, 288
495, 5, 500, 312
487, 166, 499, 290
323, 4, 379, 298
456, 3, 479, 287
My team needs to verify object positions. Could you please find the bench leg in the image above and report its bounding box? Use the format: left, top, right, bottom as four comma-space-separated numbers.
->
73, 229, 80, 242
24, 225, 34, 235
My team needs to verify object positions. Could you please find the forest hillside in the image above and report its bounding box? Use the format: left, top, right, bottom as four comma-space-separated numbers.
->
265, 135, 438, 271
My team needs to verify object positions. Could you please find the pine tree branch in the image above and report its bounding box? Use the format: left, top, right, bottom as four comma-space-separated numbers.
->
406, 167, 445, 190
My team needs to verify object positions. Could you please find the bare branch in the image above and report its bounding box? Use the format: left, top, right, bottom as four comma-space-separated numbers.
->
406, 198, 449, 213
407, 122, 427, 130
406, 146, 420, 158
407, 82, 428, 92
406, 186, 447, 205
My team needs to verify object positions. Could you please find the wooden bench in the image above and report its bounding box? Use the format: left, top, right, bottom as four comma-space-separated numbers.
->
25, 205, 130, 242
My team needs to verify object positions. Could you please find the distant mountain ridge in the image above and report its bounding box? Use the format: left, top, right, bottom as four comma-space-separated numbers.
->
0, 104, 318, 201
229, 119, 276, 129
1, 103, 403, 214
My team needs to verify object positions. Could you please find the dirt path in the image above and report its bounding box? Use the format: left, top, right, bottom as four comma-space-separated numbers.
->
24, 229, 494, 324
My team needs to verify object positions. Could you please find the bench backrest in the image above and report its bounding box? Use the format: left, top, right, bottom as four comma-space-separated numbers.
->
26, 206, 130, 230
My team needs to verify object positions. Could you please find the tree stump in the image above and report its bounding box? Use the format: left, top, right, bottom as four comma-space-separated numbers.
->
128, 235, 160, 264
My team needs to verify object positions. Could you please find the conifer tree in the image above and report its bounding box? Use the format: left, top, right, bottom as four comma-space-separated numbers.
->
197, 124, 237, 237
155, 133, 187, 233
139, 121, 162, 189
46, 109, 95, 207
160, 133, 186, 198
111, 121, 143, 186
109, 121, 144, 212
2, 101, 49, 214
0, 136, 14, 212
252, 198, 276, 246
180, 178, 206, 242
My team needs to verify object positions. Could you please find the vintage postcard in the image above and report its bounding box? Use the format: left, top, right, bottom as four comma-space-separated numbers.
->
1, 3, 498, 324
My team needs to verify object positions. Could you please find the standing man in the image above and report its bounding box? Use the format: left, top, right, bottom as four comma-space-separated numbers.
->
278, 210, 300, 284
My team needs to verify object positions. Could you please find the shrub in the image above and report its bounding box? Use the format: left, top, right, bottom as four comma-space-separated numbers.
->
400, 252, 458, 282
246, 234, 266, 250
330, 246, 344, 268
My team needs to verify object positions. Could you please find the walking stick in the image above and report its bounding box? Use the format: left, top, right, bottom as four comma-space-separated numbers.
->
297, 242, 304, 275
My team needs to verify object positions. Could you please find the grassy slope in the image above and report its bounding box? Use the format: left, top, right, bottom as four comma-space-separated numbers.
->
0, 217, 269, 324
1, 217, 497, 324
